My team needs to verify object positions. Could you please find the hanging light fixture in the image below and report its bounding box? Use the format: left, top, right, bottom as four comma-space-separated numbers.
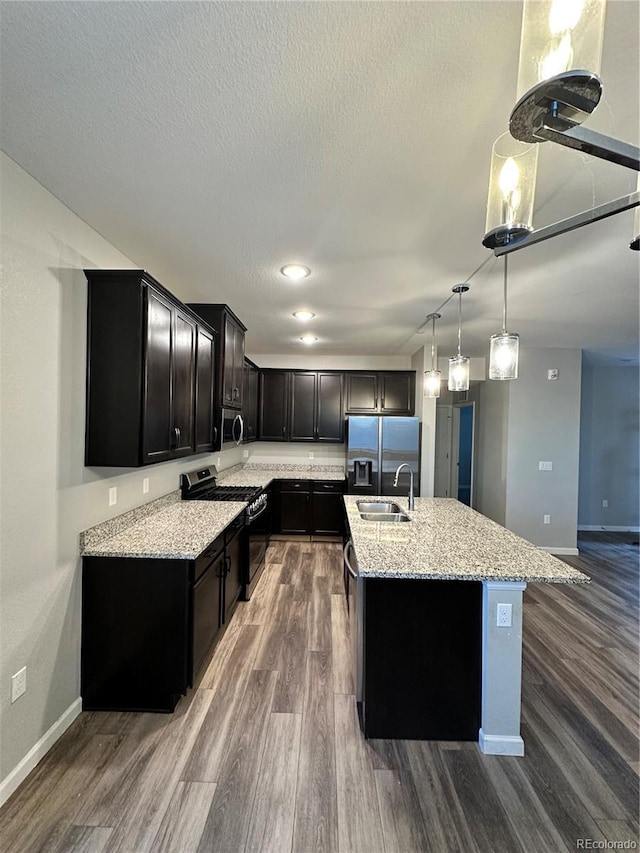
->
448, 285, 470, 392
489, 256, 519, 380
423, 312, 442, 397
483, 132, 539, 249
631, 173, 640, 250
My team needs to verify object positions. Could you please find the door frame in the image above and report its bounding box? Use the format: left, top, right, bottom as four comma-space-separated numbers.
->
451, 401, 476, 508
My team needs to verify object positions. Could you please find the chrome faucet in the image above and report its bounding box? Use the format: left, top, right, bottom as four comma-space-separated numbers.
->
393, 463, 415, 510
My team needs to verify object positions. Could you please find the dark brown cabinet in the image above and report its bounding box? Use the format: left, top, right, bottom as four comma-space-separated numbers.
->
194, 326, 216, 453
290, 371, 344, 442
223, 517, 244, 621
274, 479, 346, 536
344, 371, 415, 416
187, 304, 247, 410
243, 358, 259, 443
259, 370, 290, 441
85, 270, 210, 467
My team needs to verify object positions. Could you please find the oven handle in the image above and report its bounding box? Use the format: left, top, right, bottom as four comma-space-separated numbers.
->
246, 501, 268, 524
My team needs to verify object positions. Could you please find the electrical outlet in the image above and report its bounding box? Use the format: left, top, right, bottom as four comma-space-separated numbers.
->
538, 461, 553, 471
108, 486, 117, 506
548, 369, 559, 380
142, 478, 149, 494
243, 449, 249, 459
602, 499, 608, 508
216, 456, 221, 469
309, 452, 314, 460
496, 604, 512, 628
11, 667, 26, 703
543, 514, 551, 525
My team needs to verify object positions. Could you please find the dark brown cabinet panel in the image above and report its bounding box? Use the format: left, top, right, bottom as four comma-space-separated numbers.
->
85, 270, 212, 467
274, 479, 346, 536
312, 480, 346, 535
278, 481, 312, 534
317, 373, 344, 441
344, 371, 415, 416
223, 517, 244, 622
194, 327, 216, 453
259, 370, 289, 441
243, 358, 259, 443
290, 372, 317, 440
187, 304, 247, 411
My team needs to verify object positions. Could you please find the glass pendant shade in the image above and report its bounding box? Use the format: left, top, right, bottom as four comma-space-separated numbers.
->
489, 333, 520, 380
483, 133, 538, 248
448, 356, 470, 392
515, 0, 607, 100
424, 370, 441, 398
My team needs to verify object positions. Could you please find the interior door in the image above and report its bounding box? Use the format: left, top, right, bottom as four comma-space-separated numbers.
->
452, 402, 475, 507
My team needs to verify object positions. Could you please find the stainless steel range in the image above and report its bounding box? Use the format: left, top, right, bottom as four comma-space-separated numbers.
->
181, 467, 270, 599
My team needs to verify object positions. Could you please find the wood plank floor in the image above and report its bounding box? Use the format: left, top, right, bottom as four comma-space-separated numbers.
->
0, 534, 637, 852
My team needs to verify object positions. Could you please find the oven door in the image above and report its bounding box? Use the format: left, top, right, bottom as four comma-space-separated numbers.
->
221, 408, 244, 448
243, 500, 270, 599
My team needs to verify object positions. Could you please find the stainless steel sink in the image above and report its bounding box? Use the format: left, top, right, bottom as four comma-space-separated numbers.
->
357, 501, 404, 514
357, 500, 410, 522
359, 511, 411, 523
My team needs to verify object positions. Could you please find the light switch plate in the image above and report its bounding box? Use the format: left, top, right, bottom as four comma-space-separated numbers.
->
108, 486, 117, 506
142, 478, 149, 494
543, 514, 551, 524
548, 369, 559, 380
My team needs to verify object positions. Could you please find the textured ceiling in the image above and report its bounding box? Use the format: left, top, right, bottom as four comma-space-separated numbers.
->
1, 1, 638, 361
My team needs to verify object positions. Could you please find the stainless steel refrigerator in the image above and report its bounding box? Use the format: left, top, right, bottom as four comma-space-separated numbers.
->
346, 416, 420, 496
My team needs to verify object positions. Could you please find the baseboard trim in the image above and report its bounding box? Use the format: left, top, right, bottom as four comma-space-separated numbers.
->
578, 525, 640, 533
478, 729, 525, 756
0, 697, 82, 808
540, 546, 579, 556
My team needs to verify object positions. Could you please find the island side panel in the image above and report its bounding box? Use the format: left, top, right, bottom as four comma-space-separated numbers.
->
479, 580, 527, 756
362, 578, 482, 740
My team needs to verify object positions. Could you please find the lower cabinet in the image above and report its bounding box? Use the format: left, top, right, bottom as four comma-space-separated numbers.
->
82, 518, 245, 713
275, 479, 346, 536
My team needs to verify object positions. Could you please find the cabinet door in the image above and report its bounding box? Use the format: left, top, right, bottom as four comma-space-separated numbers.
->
194, 326, 215, 453
243, 362, 259, 442
317, 373, 344, 441
380, 372, 415, 415
259, 371, 289, 441
279, 491, 311, 534
192, 554, 223, 678
223, 316, 236, 407
143, 290, 174, 464
172, 310, 196, 456
233, 321, 245, 407
290, 372, 317, 441
223, 530, 243, 623
345, 373, 379, 413
312, 488, 345, 535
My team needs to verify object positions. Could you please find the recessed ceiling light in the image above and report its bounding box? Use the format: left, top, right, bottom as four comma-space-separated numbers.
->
280, 264, 311, 280
292, 311, 315, 321
299, 334, 318, 345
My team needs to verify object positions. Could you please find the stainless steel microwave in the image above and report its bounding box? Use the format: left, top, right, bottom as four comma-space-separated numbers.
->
221, 408, 244, 448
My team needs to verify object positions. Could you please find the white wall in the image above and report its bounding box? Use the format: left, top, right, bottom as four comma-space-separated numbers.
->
0, 153, 246, 796
472, 380, 509, 526
578, 362, 640, 530
411, 346, 436, 496
504, 348, 582, 551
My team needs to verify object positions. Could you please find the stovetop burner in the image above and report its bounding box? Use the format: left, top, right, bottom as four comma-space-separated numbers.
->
180, 467, 262, 504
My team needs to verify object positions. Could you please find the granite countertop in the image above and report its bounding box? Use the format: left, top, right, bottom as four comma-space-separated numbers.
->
344, 496, 590, 585
81, 501, 246, 560
217, 463, 346, 488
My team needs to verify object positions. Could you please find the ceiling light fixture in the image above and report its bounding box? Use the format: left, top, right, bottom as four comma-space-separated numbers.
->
448, 285, 470, 392
485, 0, 639, 256
292, 310, 315, 321
489, 256, 519, 380
299, 334, 318, 345
483, 133, 538, 249
280, 264, 311, 280
423, 313, 442, 398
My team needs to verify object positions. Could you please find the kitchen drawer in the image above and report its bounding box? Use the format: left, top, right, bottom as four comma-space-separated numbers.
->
194, 533, 224, 582
225, 515, 245, 544
279, 479, 311, 491
313, 479, 346, 494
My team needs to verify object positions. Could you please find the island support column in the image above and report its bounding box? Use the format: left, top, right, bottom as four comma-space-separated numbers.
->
479, 580, 527, 756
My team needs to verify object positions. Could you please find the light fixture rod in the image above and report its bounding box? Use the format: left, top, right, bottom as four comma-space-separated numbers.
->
493, 191, 640, 256
502, 255, 508, 334
457, 290, 462, 357
535, 120, 640, 171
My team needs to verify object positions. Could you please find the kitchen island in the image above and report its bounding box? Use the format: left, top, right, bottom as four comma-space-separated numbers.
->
343, 495, 589, 755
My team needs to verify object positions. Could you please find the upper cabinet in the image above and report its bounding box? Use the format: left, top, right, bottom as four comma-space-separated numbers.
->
259, 370, 290, 441
187, 304, 246, 410
243, 357, 259, 443
85, 270, 214, 467
290, 371, 344, 442
345, 371, 415, 416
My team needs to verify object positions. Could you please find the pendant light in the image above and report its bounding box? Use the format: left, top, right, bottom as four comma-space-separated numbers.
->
489, 255, 519, 380
483, 133, 539, 249
423, 313, 442, 398
448, 286, 470, 392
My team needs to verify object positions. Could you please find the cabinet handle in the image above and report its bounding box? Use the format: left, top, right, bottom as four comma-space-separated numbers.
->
212, 426, 218, 445
282, 426, 286, 437
225, 555, 231, 575
172, 426, 181, 448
